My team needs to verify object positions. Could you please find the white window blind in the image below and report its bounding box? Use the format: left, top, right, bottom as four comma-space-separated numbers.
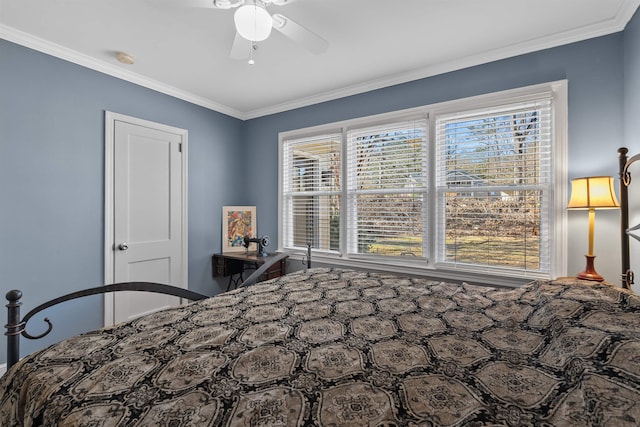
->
282, 133, 341, 252
346, 119, 428, 257
435, 99, 552, 274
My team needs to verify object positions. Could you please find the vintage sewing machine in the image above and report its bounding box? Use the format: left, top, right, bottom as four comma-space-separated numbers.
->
243, 234, 270, 256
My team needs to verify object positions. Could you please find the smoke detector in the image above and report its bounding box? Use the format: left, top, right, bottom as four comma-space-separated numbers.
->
115, 52, 135, 65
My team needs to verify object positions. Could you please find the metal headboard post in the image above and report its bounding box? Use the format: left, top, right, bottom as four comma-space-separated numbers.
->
619, 147, 635, 290
5, 290, 24, 369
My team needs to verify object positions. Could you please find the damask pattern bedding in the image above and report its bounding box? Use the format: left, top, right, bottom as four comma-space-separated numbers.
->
1, 268, 639, 426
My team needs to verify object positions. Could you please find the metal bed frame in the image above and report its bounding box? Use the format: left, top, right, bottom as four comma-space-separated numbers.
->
619, 147, 639, 290
4, 252, 290, 370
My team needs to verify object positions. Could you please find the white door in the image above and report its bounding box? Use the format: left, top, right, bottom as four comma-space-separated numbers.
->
104, 112, 188, 325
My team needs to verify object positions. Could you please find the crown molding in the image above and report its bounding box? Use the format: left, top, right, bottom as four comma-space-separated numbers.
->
242, 0, 640, 119
2, 0, 639, 121
0, 24, 245, 119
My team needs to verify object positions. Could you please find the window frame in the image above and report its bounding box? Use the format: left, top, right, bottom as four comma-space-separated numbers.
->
281, 132, 342, 253
278, 81, 568, 286
345, 117, 429, 259
433, 97, 554, 276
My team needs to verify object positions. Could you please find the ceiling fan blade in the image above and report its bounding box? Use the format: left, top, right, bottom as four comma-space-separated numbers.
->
175, 0, 217, 8
230, 32, 252, 60
213, 0, 244, 8
176, 0, 243, 8
271, 13, 328, 54
270, 0, 299, 5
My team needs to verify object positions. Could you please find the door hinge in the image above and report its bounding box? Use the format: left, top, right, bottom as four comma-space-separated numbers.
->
178, 143, 183, 153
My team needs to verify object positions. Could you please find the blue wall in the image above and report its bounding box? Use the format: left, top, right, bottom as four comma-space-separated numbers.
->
244, 33, 627, 284
1, 11, 639, 363
0, 39, 243, 361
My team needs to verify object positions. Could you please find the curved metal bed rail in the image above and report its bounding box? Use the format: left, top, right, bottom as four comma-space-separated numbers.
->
5, 282, 208, 370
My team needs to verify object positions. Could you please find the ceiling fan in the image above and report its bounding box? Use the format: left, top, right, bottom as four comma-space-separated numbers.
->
204, 0, 329, 62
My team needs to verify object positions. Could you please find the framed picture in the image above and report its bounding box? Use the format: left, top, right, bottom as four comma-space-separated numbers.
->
222, 206, 256, 252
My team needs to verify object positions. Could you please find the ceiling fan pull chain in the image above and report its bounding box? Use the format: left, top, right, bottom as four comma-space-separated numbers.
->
249, 42, 255, 65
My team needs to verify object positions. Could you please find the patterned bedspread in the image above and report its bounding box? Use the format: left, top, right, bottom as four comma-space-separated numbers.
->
1, 268, 640, 426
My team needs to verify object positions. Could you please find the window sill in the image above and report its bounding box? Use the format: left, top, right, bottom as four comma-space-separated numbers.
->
285, 252, 543, 288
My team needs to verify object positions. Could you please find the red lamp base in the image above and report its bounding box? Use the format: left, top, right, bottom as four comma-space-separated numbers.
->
576, 255, 604, 282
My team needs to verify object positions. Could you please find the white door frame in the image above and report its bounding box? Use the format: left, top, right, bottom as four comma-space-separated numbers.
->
104, 111, 189, 326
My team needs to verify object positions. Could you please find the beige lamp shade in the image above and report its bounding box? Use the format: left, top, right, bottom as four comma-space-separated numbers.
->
567, 176, 620, 209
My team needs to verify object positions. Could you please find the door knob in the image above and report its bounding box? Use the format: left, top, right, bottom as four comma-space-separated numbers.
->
118, 243, 129, 251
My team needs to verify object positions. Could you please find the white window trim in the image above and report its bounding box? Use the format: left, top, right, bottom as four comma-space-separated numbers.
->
278, 80, 568, 286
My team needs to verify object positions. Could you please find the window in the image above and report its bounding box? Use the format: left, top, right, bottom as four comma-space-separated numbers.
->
346, 120, 428, 257
282, 133, 341, 252
279, 82, 567, 280
435, 99, 552, 273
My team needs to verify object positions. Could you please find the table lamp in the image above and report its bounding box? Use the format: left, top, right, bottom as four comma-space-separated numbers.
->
567, 176, 620, 281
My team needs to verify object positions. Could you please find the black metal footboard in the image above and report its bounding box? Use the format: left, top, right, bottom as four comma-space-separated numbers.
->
5, 282, 208, 370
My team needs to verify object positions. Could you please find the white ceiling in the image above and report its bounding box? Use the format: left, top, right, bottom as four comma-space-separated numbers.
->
1, 0, 639, 119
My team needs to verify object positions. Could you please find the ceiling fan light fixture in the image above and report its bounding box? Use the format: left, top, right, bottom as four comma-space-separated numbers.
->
234, 4, 272, 42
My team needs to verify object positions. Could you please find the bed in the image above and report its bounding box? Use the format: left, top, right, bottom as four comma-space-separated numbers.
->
2, 270, 640, 426
2, 150, 639, 426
